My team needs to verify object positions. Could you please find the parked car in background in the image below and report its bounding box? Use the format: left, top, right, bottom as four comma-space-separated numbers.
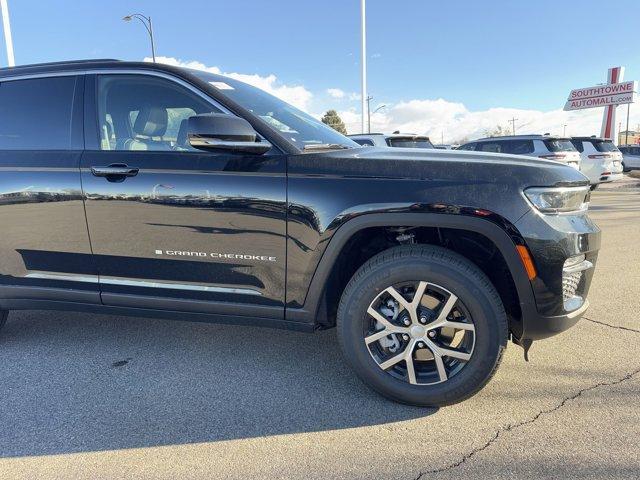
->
433, 144, 457, 150
458, 135, 581, 170
617, 145, 640, 171
349, 133, 434, 149
570, 137, 623, 188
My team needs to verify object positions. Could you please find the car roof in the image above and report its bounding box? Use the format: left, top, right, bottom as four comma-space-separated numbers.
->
471, 134, 568, 142
0, 59, 210, 81
348, 133, 431, 139
571, 136, 611, 141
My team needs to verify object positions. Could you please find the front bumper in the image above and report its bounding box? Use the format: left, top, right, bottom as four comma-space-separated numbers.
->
513, 209, 601, 341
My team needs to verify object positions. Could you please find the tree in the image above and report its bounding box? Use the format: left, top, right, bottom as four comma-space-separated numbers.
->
321, 110, 348, 135
484, 125, 511, 137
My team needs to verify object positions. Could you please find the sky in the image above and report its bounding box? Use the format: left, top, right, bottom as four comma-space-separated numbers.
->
2, 0, 640, 142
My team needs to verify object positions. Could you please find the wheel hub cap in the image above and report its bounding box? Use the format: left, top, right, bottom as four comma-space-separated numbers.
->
410, 325, 426, 338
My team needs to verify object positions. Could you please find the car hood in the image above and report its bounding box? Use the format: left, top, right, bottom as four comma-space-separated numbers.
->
289, 147, 590, 188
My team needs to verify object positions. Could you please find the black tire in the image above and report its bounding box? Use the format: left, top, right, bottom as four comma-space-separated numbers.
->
622, 162, 630, 173
337, 245, 508, 406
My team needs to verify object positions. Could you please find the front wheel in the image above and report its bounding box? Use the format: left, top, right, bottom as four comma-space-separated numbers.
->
337, 245, 508, 406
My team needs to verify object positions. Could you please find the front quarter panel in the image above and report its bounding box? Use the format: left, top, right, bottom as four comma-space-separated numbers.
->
285, 148, 573, 310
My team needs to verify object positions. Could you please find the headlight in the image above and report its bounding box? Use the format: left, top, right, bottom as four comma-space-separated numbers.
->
524, 186, 590, 214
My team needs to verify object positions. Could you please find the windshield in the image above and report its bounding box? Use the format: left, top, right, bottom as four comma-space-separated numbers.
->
544, 139, 577, 152
592, 140, 618, 152
191, 70, 358, 151
387, 137, 434, 149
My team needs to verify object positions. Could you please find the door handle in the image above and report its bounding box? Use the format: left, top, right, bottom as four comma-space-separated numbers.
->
91, 164, 139, 178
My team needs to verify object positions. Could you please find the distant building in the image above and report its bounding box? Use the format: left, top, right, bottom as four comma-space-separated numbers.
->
618, 130, 640, 145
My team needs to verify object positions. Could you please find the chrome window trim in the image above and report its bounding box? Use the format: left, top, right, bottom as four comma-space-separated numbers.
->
0, 68, 232, 115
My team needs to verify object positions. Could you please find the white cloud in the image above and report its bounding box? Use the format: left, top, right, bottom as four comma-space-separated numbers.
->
327, 88, 346, 99
147, 56, 313, 111
146, 56, 640, 142
335, 99, 640, 142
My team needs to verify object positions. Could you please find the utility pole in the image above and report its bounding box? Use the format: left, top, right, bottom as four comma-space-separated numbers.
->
509, 117, 518, 136
0, 0, 15, 66
360, 0, 367, 134
625, 102, 630, 145
365, 95, 373, 133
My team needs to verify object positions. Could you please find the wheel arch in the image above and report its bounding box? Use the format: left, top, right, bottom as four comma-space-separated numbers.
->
286, 212, 537, 338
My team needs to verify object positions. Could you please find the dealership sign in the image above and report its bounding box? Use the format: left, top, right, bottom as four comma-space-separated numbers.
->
564, 81, 637, 111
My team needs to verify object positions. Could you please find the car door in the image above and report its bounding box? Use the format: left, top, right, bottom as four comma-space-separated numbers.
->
0, 74, 100, 304
80, 73, 287, 319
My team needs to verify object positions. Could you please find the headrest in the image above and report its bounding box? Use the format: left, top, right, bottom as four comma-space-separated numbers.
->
133, 107, 168, 137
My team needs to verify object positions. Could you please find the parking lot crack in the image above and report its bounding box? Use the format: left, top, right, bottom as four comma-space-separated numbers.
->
412, 367, 640, 479
583, 316, 640, 334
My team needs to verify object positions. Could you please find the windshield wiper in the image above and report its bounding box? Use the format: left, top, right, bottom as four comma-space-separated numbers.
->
302, 143, 352, 151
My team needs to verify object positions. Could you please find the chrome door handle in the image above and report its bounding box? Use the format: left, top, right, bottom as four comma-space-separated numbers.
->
91, 165, 139, 178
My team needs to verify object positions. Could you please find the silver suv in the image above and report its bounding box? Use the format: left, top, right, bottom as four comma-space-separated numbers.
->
458, 135, 581, 170
348, 133, 434, 149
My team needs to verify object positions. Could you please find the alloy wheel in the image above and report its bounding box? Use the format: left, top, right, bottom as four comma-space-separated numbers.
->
364, 281, 476, 385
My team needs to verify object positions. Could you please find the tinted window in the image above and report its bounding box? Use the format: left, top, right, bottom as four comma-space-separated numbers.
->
0, 76, 77, 150
387, 137, 434, 148
353, 138, 375, 146
97, 75, 222, 151
477, 142, 502, 153
505, 140, 534, 154
544, 139, 576, 152
570, 139, 584, 152
458, 143, 476, 151
591, 139, 618, 152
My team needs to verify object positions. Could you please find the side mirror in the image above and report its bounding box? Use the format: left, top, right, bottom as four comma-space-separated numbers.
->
187, 113, 272, 155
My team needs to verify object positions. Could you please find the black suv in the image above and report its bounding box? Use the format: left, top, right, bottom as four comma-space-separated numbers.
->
0, 60, 599, 406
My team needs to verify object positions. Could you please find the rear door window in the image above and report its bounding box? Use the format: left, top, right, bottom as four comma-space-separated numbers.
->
544, 139, 576, 152
477, 142, 503, 153
504, 140, 534, 154
353, 138, 375, 146
591, 140, 618, 152
0, 76, 79, 150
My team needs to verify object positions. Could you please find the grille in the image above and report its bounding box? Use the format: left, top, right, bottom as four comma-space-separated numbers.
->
562, 270, 582, 302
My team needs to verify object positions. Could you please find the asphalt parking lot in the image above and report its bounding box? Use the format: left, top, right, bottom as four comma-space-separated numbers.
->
0, 187, 638, 480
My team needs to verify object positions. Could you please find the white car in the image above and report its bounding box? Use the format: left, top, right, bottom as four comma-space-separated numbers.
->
570, 137, 623, 188
348, 133, 434, 149
457, 135, 581, 169
619, 145, 640, 171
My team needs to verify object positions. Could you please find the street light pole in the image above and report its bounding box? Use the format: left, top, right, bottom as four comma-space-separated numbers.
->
0, 0, 15, 66
123, 13, 156, 62
360, 0, 367, 134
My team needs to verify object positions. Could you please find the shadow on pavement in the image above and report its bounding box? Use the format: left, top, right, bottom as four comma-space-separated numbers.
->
0, 311, 436, 458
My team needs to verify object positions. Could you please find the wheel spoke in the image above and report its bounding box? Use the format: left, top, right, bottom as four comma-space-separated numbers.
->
441, 320, 475, 332
379, 351, 406, 370
436, 292, 458, 322
384, 286, 411, 310
433, 351, 448, 382
364, 329, 393, 345
411, 281, 429, 308
405, 349, 417, 385
426, 338, 472, 362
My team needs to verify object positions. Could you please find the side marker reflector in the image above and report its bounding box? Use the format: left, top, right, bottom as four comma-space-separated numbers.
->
516, 245, 537, 280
